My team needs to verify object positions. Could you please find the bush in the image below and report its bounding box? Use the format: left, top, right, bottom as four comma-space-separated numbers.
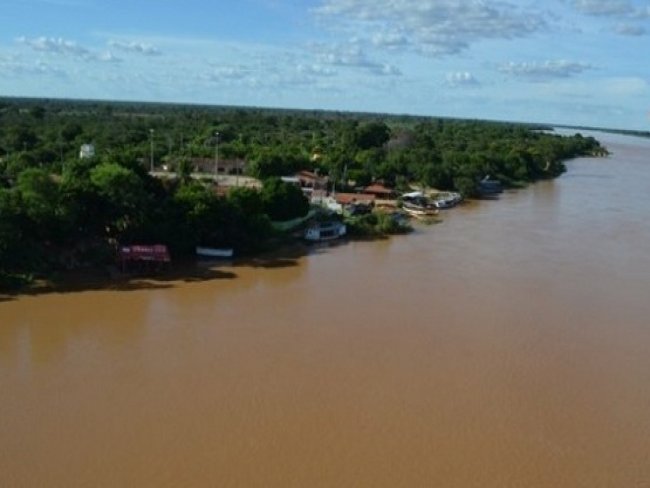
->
346, 212, 411, 237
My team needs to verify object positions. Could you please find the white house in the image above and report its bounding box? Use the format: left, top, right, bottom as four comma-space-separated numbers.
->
79, 144, 95, 159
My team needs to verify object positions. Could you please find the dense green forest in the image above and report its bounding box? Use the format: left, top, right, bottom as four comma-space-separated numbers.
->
0, 97, 605, 288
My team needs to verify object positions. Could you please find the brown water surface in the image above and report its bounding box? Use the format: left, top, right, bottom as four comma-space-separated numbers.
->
2, 130, 650, 487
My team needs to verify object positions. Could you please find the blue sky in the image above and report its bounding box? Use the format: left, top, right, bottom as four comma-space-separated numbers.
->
1, 0, 649, 130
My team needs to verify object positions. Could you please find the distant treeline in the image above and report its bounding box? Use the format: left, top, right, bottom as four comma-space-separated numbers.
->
555, 124, 650, 140
0, 97, 605, 288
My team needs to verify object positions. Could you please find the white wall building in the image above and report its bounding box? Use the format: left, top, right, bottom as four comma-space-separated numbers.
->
79, 144, 95, 159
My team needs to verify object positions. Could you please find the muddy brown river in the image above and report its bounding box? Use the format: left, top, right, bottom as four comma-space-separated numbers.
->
2, 130, 650, 487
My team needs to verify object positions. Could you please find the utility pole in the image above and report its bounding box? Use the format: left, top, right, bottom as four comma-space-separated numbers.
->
58, 131, 64, 165
214, 131, 220, 180
149, 129, 155, 172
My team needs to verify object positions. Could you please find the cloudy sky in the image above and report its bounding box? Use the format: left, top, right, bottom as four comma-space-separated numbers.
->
1, 0, 649, 130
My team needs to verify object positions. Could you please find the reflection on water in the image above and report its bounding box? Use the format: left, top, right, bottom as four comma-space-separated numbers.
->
1, 132, 650, 487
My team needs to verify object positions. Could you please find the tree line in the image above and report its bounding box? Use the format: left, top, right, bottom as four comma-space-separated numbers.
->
0, 97, 605, 288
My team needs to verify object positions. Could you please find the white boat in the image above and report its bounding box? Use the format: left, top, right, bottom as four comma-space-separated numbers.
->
196, 246, 234, 258
433, 199, 453, 209
402, 201, 439, 218
304, 221, 346, 241
402, 191, 424, 199
433, 192, 462, 208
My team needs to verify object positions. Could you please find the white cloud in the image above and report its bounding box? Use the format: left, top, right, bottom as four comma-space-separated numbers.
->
314, 42, 370, 67
371, 31, 409, 49
569, 1, 650, 38
97, 51, 122, 63
16, 36, 121, 63
312, 42, 401, 76
0, 58, 67, 77
499, 60, 594, 80
372, 63, 401, 76
297, 64, 338, 76
314, 0, 547, 57
573, 0, 634, 16
108, 40, 162, 56
446, 71, 479, 87
16, 36, 90, 57
613, 22, 646, 35
572, 0, 650, 19
206, 65, 251, 81
631, 5, 650, 19
0, 53, 17, 62
197, 61, 335, 94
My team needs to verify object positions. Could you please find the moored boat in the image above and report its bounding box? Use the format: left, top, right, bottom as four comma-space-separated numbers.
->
432, 192, 462, 208
478, 176, 503, 195
196, 246, 234, 258
304, 221, 346, 241
402, 201, 439, 218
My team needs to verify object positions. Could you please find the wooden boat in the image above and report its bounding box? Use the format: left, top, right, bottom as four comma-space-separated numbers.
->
196, 246, 234, 258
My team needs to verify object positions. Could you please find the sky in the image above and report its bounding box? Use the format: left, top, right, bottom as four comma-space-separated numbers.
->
1, 0, 649, 130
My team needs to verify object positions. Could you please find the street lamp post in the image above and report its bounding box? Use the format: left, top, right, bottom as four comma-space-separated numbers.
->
149, 129, 155, 172
214, 131, 220, 180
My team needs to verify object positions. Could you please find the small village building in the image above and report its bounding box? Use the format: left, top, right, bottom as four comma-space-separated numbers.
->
314, 192, 375, 214
295, 170, 328, 190
361, 183, 400, 208
281, 170, 329, 197
309, 189, 329, 205
280, 176, 301, 185
191, 157, 246, 175
79, 144, 95, 159
334, 193, 376, 206
362, 183, 399, 200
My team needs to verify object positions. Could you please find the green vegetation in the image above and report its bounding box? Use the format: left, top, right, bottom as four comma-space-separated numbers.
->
0, 97, 605, 289
346, 212, 413, 237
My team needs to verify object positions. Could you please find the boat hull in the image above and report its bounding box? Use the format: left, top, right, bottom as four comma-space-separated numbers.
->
196, 247, 234, 258
304, 222, 347, 241
402, 203, 439, 218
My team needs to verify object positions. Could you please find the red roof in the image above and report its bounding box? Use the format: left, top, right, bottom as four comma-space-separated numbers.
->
334, 193, 376, 205
363, 184, 397, 196
295, 170, 328, 187
296, 170, 324, 179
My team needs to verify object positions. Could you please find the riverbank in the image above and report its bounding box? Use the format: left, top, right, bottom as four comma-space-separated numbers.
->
0, 193, 509, 298
0, 238, 359, 299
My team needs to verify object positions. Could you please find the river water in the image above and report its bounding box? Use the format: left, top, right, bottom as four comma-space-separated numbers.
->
2, 130, 650, 487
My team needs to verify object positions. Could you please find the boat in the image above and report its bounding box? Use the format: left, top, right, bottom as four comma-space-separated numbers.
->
433, 192, 462, 208
304, 221, 347, 241
402, 201, 439, 218
118, 244, 171, 272
433, 199, 454, 209
478, 176, 503, 195
196, 246, 234, 258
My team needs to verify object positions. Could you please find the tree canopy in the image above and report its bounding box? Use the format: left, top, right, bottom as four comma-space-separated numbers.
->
0, 97, 606, 288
